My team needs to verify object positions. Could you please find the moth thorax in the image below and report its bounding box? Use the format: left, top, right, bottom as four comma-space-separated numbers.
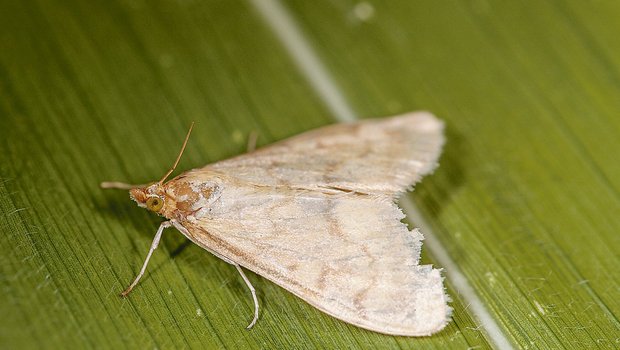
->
171, 181, 217, 214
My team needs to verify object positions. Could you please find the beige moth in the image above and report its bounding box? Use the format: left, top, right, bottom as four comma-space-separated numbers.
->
102, 111, 451, 336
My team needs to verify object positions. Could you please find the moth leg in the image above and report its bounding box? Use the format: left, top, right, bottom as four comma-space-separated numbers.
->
120, 221, 172, 297
234, 263, 259, 329
246, 131, 258, 153
100, 181, 151, 190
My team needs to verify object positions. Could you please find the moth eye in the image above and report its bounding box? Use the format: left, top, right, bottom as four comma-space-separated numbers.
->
146, 197, 164, 212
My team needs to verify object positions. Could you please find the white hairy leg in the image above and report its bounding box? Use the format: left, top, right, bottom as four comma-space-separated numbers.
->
120, 221, 172, 297
235, 263, 259, 329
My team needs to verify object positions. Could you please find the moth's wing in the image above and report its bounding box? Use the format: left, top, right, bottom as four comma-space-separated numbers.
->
204, 112, 444, 197
184, 191, 450, 336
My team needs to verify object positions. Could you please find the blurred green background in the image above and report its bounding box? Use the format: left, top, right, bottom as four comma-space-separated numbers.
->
1, 0, 619, 349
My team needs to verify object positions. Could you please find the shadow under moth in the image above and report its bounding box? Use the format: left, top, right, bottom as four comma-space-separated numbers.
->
102, 111, 451, 336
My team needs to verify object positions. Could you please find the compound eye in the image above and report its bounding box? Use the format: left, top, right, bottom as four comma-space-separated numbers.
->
146, 196, 164, 212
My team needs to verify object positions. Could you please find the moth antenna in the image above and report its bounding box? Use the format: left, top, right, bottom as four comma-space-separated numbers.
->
159, 122, 194, 184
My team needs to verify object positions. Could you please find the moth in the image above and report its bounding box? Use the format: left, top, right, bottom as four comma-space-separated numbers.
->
102, 111, 450, 336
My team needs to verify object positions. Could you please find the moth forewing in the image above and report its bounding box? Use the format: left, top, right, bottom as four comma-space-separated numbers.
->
103, 111, 450, 336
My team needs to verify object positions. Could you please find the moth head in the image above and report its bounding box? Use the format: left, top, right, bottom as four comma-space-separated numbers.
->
128, 122, 195, 215
130, 184, 166, 214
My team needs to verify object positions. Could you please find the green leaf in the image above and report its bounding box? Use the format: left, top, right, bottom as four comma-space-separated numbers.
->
1, 0, 618, 349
